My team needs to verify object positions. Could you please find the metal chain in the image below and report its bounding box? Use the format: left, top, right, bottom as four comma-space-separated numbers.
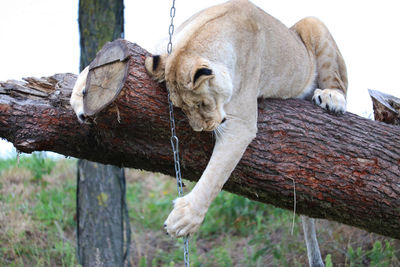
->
167, 0, 175, 55
166, 1, 190, 266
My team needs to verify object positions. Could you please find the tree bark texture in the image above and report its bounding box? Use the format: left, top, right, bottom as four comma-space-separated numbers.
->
77, 1, 128, 266
0, 41, 399, 240
77, 161, 125, 266
78, 0, 124, 71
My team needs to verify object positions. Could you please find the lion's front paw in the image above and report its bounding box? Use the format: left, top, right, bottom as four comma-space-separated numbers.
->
164, 194, 206, 237
312, 88, 346, 114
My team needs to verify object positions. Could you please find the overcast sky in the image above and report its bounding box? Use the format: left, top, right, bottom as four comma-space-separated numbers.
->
1, 0, 399, 157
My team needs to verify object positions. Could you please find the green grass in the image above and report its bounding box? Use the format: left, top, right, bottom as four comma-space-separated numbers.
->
0, 153, 77, 266
1, 155, 399, 266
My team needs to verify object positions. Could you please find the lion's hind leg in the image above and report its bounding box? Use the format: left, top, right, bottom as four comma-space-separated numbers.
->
291, 17, 348, 114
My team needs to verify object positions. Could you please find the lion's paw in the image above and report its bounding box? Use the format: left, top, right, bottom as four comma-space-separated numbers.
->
312, 88, 346, 114
164, 194, 206, 237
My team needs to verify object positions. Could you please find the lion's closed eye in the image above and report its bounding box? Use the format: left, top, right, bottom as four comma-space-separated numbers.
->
202, 99, 215, 110
200, 101, 210, 111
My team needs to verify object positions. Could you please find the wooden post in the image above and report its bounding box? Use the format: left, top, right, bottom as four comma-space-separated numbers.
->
77, 0, 129, 266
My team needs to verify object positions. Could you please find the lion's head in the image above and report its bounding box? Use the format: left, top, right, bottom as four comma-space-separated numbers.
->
145, 54, 232, 132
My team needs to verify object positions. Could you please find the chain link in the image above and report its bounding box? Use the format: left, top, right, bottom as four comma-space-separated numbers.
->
167, 0, 175, 55
166, 1, 190, 266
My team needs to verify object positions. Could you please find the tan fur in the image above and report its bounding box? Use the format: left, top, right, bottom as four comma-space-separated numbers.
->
70, 66, 89, 123
144, 0, 348, 240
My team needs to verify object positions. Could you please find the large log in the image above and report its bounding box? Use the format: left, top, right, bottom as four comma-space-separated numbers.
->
0, 40, 399, 239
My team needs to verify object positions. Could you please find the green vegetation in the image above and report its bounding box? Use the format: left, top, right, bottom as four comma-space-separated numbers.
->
0, 153, 77, 266
1, 155, 399, 266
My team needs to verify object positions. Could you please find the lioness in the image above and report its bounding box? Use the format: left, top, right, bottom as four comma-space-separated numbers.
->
71, 0, 347, 265
145, 1, 347, 266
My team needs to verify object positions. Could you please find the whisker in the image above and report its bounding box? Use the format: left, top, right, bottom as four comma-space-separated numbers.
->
213, 123, 226, 141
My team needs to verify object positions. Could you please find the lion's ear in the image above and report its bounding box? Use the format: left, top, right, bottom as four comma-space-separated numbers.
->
192, 67, 214, 89
145, 54, 167, 82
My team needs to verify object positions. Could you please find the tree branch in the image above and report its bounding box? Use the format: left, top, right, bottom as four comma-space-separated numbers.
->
1, 40, 399, 239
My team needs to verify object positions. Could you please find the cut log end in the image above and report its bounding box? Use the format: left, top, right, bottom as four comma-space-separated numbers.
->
84, 39, 130, 116
368, 89, 400, 125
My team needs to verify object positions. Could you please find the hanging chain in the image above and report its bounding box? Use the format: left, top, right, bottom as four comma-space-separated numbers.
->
167, 0, 175, 55
166, 1, 190, 266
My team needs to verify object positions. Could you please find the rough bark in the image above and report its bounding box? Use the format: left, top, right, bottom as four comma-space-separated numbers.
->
0, 41, 399, 240
77, 161, 125, 266
78, 0, 124, 71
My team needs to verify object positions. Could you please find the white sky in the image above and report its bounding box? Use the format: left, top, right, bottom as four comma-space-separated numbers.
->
1, 0, 400, 157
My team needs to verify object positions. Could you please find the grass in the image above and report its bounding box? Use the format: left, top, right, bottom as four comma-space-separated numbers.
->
0, 154, 399, 266
0, 153, 77, 266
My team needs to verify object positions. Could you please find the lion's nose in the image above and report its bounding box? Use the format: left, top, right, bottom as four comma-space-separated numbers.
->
189, 120, 203, 132
203, 120, 218, 131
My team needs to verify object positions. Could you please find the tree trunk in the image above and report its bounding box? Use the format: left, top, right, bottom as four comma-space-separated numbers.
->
79, 0, 124, 72
77, 161, 126, 266
77, 1, 128, 266
0, 40, 399, 240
